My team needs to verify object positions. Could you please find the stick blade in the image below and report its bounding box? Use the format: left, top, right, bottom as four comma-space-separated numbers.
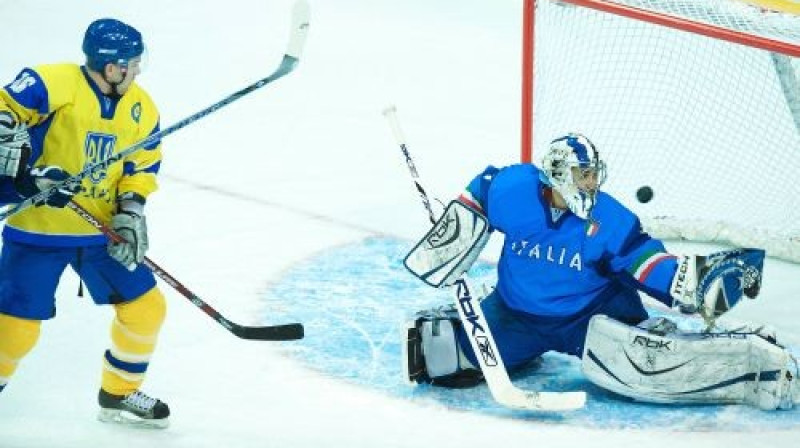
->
286, 0, 311, 60
381, 104, 397, 117
496, 387, 586, 412
233, 323, 305, 341
534, 391, 587, 411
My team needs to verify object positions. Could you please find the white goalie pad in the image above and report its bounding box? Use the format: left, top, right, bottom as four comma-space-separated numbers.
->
404, 200, 490, 288
582, 315, 799, 410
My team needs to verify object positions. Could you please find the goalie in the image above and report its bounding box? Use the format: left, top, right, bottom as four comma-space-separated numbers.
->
403, 132, 798, 410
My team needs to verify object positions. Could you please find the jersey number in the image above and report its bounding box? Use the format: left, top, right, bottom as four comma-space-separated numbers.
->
9, 72, 36, 94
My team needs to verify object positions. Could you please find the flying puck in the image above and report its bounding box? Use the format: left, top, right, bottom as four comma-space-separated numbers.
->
636, 186, 653, 203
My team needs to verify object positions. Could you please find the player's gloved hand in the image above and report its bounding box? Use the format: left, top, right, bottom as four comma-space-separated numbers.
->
0, 111, 31, 178
108, 193, 148, 271
670, 248, 764, 325
15, 165, 83, 207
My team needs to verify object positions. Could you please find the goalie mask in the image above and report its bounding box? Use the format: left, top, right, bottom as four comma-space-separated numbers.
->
541, 133, 607, 219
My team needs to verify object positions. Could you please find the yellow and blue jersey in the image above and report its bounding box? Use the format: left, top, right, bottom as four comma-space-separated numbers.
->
0, 63, 162, 247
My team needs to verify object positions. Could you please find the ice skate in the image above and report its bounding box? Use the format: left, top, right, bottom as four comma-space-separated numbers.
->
97, 389, 170, 429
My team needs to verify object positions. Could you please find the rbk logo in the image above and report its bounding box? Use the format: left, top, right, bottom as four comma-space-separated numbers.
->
455, 279, 497, 367
475, 335, 498, 366
456, 279, 484, 336
427, 213, 459, 249
632, 335, 672, 351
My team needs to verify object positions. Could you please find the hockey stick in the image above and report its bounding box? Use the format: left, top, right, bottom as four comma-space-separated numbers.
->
66, 201, 304, 341
382, 106, 437, 226
383, 105, 586, 411
0, 0, 310, 222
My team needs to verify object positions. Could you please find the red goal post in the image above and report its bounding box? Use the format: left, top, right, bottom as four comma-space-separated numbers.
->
520, 0, 800, 262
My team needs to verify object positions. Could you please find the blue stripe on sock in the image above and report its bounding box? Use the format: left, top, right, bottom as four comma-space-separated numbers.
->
104, 350, 149, 374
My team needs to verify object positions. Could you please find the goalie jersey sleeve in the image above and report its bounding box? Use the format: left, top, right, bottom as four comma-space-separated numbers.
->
459, 164, 678, 317
0, 64, 162, 246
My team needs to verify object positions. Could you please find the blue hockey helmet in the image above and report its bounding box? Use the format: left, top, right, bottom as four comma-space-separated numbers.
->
82, 18, 144, 72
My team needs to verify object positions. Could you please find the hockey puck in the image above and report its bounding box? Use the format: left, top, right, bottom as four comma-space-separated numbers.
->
636, 186, 653, 203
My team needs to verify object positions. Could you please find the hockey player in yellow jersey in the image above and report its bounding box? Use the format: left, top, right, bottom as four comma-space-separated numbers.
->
0, 18, 170, 428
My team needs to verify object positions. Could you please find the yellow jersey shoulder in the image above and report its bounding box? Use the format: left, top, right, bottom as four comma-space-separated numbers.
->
31, 63, 84, 111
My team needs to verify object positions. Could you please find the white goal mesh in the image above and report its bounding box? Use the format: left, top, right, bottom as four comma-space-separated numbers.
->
528, 0, 800, 262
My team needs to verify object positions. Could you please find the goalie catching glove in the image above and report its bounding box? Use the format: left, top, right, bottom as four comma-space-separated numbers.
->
108, 193, 149, 271
669, 248, 765, 323
404, 200, 490, 288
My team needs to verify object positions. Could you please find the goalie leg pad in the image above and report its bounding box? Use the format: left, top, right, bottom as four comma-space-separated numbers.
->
582, 315, 799, 410
403, 304, 482, 388
404, 200, 489, 288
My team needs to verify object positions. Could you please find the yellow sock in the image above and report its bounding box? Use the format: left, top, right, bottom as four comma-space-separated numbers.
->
0, 313, 41, 392
101, 287, 166, 396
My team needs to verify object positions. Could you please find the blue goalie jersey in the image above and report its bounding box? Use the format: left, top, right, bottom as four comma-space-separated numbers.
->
459, 164, 677, 317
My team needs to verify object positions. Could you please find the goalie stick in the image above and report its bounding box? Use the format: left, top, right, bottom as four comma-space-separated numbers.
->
383, 105, 586, 411
0, 0, 311, 222
382, 105, 438, 225
67, 200, 304, 341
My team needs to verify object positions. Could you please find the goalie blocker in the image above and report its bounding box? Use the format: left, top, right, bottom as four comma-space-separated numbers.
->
404, 200, 489, 288
583, 315, 799, 410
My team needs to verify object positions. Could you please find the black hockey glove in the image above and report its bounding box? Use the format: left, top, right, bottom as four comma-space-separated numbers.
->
15, 165, 83, 208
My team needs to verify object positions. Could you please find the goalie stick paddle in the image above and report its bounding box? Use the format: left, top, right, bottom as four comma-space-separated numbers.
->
454, 278, 585, 411
67, 201, 304, 341
383, 105, 586, 411
0, 0, 311, 222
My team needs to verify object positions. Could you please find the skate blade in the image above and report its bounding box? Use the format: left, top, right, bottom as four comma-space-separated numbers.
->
98, 408, 170, 429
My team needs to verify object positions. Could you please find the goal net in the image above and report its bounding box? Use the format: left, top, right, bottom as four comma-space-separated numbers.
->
523, 0, 800, 262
